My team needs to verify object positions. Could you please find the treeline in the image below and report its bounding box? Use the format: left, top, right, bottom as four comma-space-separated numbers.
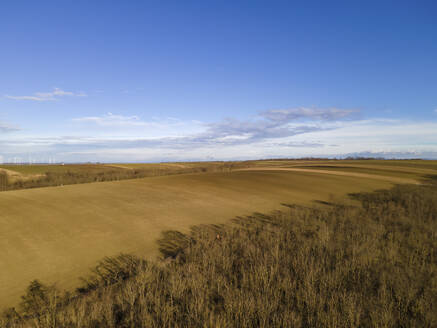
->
1, 179, 436, 327
0, 163, 248, 192
0, 173, 8, 192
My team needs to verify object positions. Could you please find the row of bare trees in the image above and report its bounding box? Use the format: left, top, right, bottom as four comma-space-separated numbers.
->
0, 162, 250, 192
0, 172, 8, 192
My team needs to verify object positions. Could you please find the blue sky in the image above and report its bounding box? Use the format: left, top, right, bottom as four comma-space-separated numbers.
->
1, 0, 437, 162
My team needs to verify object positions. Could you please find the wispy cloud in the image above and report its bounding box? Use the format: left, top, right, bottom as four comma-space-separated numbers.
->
2, 107, 437, 162
72, 108, 351, 145
260, 107, 359, 122
199, 118, 325, 144
72, 113, 193, 132
194, 107, 357, 144
341, 150, 437, 160
0, 121, 20, 133
121, 87, 144, 94
2, 107, 355, 155
73, 113, 146, 126
4, 88, 87, 101
265, 141, 326, 148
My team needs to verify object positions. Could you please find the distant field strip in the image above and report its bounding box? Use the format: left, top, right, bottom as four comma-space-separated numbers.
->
238, 167, 422, 184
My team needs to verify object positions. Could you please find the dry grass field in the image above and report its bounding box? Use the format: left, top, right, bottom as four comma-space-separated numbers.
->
0, 160, 436, 310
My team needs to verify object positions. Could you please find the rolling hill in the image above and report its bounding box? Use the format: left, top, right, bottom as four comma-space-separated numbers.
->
0, 160, 435, 309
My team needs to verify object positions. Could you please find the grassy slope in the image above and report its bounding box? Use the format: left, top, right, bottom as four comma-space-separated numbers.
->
0, 161, 435, 309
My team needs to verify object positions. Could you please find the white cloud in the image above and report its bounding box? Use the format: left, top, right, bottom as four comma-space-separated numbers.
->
2, 107, 437, 162
0, 121, 20, 133
72, 113, 199, 131
260, 107, 359, 122
288, 119, 437, 156
72, 108, 358, 141
121, 87, 144, 94
71, 113, 207, 140
4, 88, 87, 101
193, 107, 358, 144
73, 113, 145, 126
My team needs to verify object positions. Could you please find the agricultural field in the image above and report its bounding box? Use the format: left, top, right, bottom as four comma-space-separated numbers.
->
0, 162, 246, 190
0, 160, 436, 309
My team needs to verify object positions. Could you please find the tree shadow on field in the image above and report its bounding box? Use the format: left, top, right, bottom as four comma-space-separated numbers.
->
157, 224, 227, 259
157, 230, 193, 259
281, 202, 314, 210
313, 200, 336, 206
423, 174, 437, 185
